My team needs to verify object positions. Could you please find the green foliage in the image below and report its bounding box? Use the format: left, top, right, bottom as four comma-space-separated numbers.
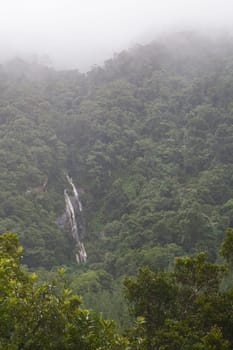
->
2, 34, 233, 272
0, 232, 127, 349
174, 252, 226, 295
220, 228, 233, 266
2, 33, 233, 330
124, 248, 233, 349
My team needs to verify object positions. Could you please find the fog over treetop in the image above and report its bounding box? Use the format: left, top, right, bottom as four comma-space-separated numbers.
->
1, 0, 233, 71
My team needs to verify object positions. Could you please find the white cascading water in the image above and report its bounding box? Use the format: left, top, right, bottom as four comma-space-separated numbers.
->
66, 174, 83, 212
64, 189, 79, 241
64, 175, 87, 264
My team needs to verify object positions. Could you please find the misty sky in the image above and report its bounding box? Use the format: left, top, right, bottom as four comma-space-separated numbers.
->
1, 0, 233, 71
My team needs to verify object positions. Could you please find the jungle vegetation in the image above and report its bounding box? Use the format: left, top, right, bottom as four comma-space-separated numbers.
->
1, 32, 233, 347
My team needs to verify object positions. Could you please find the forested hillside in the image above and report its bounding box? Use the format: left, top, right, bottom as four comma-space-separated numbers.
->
1, 32, 233, 324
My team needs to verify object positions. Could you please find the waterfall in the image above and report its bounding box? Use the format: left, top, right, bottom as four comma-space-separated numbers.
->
66, 175, 83, 212
64, 189, 79, 241
64, 175, 87, 263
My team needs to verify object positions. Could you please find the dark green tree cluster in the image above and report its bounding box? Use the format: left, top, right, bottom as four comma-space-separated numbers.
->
124, 228, 233, 349
1, 32, 233, 323
0, 232, 127, 349
1, 230, 233, 349
69, 33, 233, 277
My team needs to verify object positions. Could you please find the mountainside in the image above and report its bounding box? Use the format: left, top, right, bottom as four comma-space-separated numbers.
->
1, 32, 233, 320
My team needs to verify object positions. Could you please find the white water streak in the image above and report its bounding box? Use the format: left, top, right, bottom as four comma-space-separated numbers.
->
66, 175, 83, 212
64, 189, 79, 241
64, 174, 87, 263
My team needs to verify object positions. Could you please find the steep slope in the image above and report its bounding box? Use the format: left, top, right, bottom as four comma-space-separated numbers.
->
60, 33, 233, 276
0, 32, 233, 281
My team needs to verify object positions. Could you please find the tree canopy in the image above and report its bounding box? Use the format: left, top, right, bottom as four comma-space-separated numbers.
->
1, 32, 233, 326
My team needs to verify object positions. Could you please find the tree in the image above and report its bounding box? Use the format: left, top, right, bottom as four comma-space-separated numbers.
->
220, 228, 233, 266
0, 232, 127, 349
124, 267, 177, 350
124, 247, 232, 349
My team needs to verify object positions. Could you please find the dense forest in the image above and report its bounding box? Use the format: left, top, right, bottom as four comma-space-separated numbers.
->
1, 32, 233, 348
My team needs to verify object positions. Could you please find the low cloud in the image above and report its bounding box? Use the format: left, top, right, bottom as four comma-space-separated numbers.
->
1, 0, 233, 71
